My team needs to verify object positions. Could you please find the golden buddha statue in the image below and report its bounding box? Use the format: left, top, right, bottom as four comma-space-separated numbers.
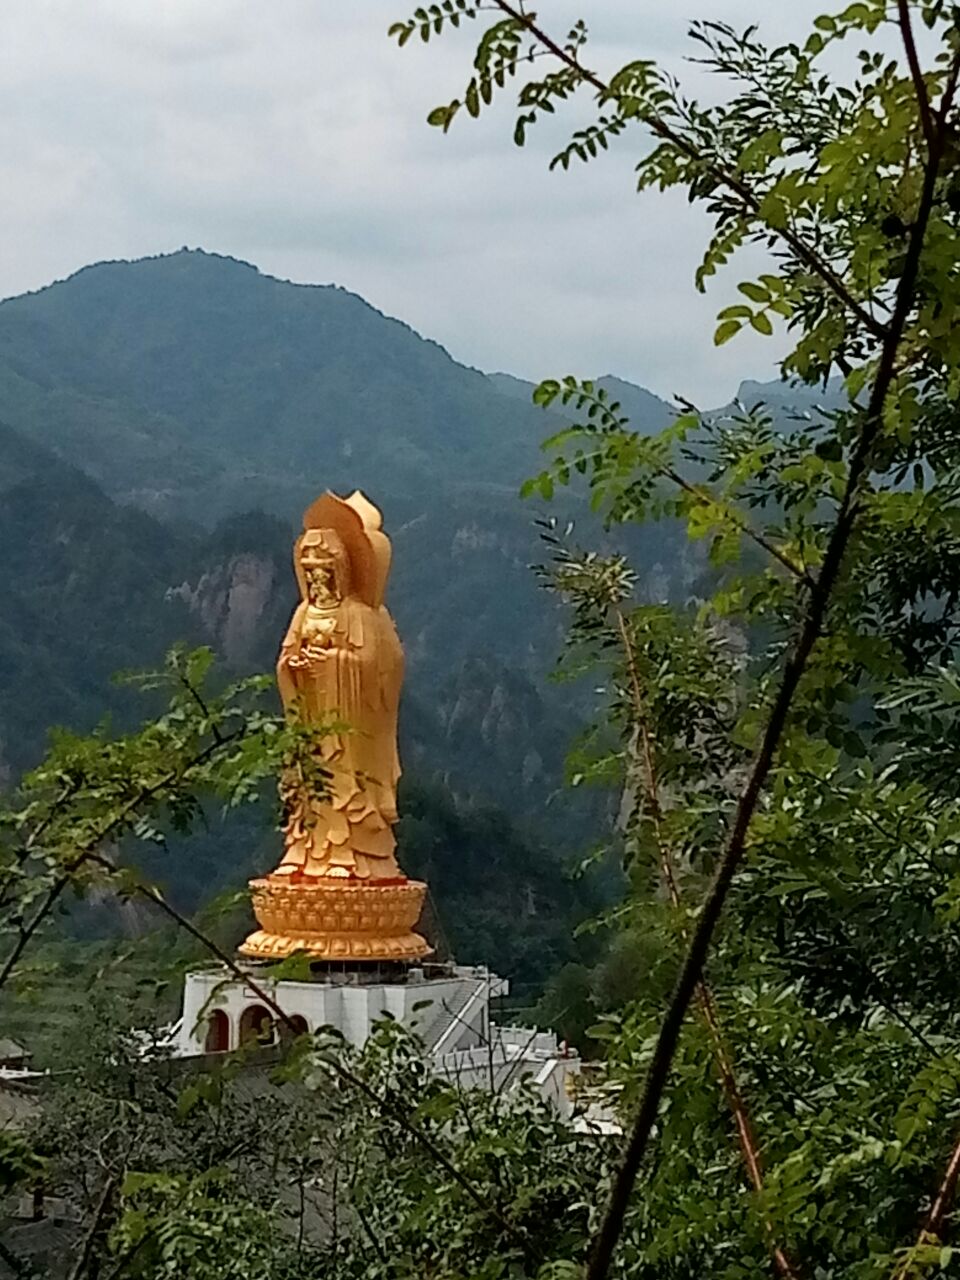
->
275, 493, 404, 881
240, 491, 429, 962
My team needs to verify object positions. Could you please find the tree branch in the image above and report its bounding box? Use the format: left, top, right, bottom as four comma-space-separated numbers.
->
67, 1174, 116, 1280
585, 70, 946, 1280
178, 674, 224, 746
0, 873, 72, 992
892, 1133, 960, 1279
0, 782, 82, 921
0, 728, 250, 992
938, 48, 960, 126
491, 0, 888, 342
616, 610, 800, 1280
897, 0, 935, 147
661, 464, 812, 585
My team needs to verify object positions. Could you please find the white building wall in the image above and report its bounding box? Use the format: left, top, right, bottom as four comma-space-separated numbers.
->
179, 966, 506, 1056
177, 965, 577, 1114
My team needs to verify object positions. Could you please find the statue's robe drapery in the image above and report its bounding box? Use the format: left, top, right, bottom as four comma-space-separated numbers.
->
277, 595, 404, 879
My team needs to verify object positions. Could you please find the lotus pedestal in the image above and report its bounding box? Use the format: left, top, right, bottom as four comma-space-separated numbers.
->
239, 876, 431, 963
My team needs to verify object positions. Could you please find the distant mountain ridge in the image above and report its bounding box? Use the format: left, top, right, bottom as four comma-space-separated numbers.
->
0, 248, 812, 522
0, 249, 545, 523
0, 246, 690, 700
487, 370, 677, 434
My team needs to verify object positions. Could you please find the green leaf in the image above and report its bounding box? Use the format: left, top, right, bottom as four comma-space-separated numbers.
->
0, 1133, 44, 1191
738, 281, 770, 303
177, 1083, 201, 1119
815, 439, 844, 462
533, 379, 561, 407
388, 20, 414, 47
716, 305, 753, 321
427, 100, 461, 131
714, 319, 742, 346
844, 730, 867, 758
750, 310, 774, 336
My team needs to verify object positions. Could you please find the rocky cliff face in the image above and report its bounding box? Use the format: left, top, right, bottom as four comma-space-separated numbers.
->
168, 553, 280, 668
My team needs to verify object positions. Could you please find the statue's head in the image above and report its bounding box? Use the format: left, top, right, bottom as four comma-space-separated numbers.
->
296, 491, 390, 609
298, 528, 350, 606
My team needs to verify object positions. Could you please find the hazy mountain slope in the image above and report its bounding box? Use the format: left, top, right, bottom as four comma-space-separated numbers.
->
0, 251, 698, 851
0, 250, 550, 523
0, 422, 202, 778
734, 377, 847, 415
0, 426, 594, 967
487, 370, 677, 434
0, 431, 602, 856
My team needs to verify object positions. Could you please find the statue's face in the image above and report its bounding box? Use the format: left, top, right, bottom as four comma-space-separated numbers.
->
308, 558, 343, 606
299, 528, 350, 606
300, 534, 348, 607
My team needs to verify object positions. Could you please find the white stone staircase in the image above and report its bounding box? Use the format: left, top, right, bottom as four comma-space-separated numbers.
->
422, 977, 487, 1054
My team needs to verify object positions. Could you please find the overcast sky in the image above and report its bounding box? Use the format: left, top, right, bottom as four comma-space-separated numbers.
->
4, 2, 861, 404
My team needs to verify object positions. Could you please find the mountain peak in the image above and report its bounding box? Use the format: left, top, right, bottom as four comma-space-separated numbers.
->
0, 250, 548, 523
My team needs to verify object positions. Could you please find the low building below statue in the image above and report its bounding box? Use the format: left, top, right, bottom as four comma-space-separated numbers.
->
174, 962, 579, 1114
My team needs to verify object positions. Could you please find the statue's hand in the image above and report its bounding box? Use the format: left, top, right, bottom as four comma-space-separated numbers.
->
303, 636, 337, 656
300, 617, 337, 653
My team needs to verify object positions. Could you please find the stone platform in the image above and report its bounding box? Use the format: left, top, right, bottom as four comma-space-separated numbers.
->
178, 962, 504, 1056
174, 963, 580, 1113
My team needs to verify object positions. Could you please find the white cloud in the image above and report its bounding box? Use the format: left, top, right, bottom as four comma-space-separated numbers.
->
0, 1, 875, 403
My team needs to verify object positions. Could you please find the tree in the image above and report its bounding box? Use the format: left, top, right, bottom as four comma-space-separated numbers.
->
0, 649, 598, 1279
11, 3, 960, 1273
389, 1, 960, 1276
29, 992, 323, 1279
8, 987, 600, 1280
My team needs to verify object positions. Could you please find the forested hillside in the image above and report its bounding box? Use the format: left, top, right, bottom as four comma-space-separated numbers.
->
0, 251, 823, 978
0, 247, 547, 520
0, 251, 685, 983
0, 251, 698, 823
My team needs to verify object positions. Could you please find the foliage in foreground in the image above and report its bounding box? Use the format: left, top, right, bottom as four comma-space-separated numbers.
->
388, 0, 960, 1276
9, 1001, 602, 1280
0, 646, 604, 1280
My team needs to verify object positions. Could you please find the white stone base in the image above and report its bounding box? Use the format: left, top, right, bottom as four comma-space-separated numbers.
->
174, 963, 579, 1112
177, 963, 507, 1057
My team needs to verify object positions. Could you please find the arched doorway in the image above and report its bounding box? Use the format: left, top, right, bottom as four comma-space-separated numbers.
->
239, 1004, 275, 1047
280, 1013, 309, 1044
203, 1009, 230, 1053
